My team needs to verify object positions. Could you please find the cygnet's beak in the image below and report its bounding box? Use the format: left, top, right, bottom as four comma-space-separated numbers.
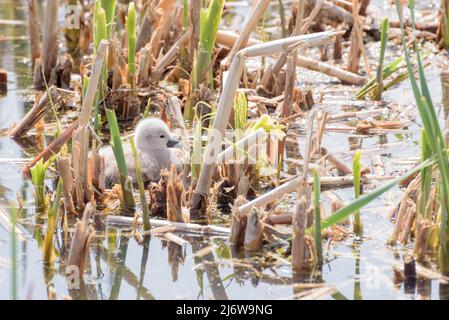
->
167, 136, 181, 148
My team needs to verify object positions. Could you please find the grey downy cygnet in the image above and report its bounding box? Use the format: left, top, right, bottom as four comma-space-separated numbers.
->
100, 118, 181, 187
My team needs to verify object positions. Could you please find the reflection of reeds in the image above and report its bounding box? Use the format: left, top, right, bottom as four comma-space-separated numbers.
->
10, 207, 18, 300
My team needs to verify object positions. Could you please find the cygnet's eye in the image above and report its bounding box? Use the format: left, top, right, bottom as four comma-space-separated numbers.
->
160, 135, 165, 139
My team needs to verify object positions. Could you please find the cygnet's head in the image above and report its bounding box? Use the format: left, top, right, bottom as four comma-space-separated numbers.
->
134, 118, 179, 153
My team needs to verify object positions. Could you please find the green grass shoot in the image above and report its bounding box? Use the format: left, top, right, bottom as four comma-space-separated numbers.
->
130, 138, 151, 231
353, 150, 363, 235
105, 108, 136, 213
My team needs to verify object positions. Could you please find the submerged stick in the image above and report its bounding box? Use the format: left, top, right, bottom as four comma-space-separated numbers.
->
297, 55, 367, 85
106, 215, 231, 236
9, 86, 58, 139
23, 119, 80, 176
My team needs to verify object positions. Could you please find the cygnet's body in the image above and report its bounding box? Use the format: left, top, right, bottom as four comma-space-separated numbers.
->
100, 119, 181, 187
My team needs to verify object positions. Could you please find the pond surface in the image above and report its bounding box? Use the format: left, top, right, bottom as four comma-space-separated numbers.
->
0, 0, 448, 300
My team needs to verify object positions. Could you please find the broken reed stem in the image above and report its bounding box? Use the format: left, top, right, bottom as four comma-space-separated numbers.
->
292, 196, 308, 270
297, 55, 367, 85
150, 31, 191, 83
313, 170, 323, 265
281, 52, 297, 118
24, 119, 79, 177
265, 0, 322, 82
66, 202, 94, 278
9, 86, 58, 139
191, 31, 338, 215
190, 0, 201, 64
107, 215, 231, 236
33, 0, 59, 89
216, 29, 364, 85
227, 0, 271, 65
57, 157, 76, 215
28, 0, 40, 70
167, 165, 189, 223
244, 207, 264, 251
79, 40, 108, 127
72, 40, 108, 209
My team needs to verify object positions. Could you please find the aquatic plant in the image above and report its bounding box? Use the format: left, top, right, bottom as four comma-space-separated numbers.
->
374, 17, 389, 101
234, 90, 248, 141
311, 157, 435, 232
127, 2, 137, 88
101, 0, 116, 39
353, 150, 363, 235
94, 1, 107, 53
418, 129, 433, 219
191, 118, 203, 179
192, 0, 225, 88
30, 159, 51, 212
130, 139, 151, 231
105, 108, 136, 213
396, 0, 449, 273
42, 182, 61, 265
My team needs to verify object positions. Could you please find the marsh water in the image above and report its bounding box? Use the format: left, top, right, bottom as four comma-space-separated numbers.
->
1, 0, 449, 300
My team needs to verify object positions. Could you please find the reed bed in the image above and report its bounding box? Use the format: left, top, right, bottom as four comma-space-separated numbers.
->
4, 0, 449, 300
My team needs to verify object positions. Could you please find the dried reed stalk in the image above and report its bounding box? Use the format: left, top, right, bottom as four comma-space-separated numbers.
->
150, 31, 191, 83
190, 0, 201, 64
217, 28, 363, 85
106, 215, 231, 235
149, 0, 176, 57
262, 0, 323, 85
292, 196, 309, 270
306, 0, 353, 26
226, 0, 271, 65
216, 30, 261, 48
9, 86, 58, 139
23, 119, 80, 176
136, 1, 157, 52
280, 52, 297, 118
28, 0, 40, 70
167, 164, 189, 223
297, 55, 367, 85
230, 196, 249, 247
33, 0, 60, 89
244, 207, 264, 251
72, 40, 108, 208
66, 202, 94, 278
56, 157, 76, 215
321, 147, 352, 175
191, 31, 338, 215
